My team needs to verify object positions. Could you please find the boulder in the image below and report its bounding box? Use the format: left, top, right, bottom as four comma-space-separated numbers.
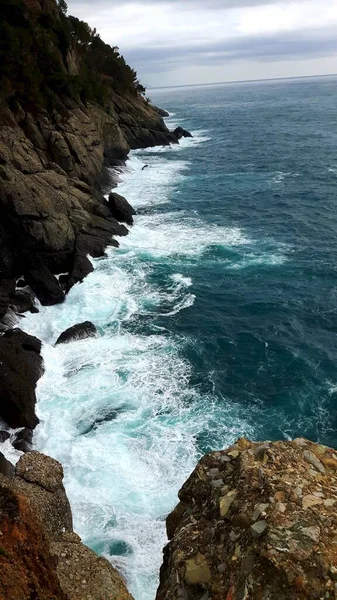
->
55, 321, 97, 345
107, 192, 136, 225
173, 126, 193, 140
12, 427, 33, 452
157, 438, 337, 600
9, 289, 38, 314
0, 329, 43, 429
25, 263, 65, 306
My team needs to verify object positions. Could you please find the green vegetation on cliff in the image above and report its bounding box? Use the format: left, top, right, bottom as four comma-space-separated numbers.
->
0, 0, 145, 110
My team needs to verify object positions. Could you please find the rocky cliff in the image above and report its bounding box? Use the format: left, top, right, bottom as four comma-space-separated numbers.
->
0, 450, 133, 600
157, 437, 337, 600
0, 0, 182, 318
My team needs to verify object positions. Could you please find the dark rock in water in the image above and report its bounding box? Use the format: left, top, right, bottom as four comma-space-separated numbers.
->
173, 126, 193, 140
13, 428, 33, 453
0, 279, 15, 318
67, 248, 94, 291
25, 263, 65, 306
55, 321, 97, 346
0, 451, 14, 478
0, 430, 10, 443
9, 290, 38, 314
152, 105, 170, 117
0, 329, 43, 429
107, 192, 136, 226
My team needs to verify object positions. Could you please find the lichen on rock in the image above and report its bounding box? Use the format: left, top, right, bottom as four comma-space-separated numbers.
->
157, 437, 337, 600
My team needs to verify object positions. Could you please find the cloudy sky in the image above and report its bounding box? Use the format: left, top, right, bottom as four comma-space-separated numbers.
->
67, 0, 337, 88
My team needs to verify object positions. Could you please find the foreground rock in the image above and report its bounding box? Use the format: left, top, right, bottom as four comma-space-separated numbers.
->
108, 192, 136, 225
0, 451, 133, 600
157, 437, 337, 600
0, 468, 67, 600
0, 329, 43, 430
55, 321, 97, 345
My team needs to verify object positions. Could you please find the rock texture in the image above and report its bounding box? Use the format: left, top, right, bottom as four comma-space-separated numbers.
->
0, 471, 68, 600
157, 437, 337, 600
0, 451, 133, 600
0, 329, 43, 430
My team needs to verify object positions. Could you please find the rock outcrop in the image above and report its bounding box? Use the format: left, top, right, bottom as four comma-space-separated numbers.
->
157, 437, 337, 600
173, 126, 193, 139
55, 321, 97, 345
0, 329, 43, 430
107, 192, 136, 225
0, 451, 133, 600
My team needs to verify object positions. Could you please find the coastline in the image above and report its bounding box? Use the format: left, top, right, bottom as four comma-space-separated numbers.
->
0, 107, 197, 599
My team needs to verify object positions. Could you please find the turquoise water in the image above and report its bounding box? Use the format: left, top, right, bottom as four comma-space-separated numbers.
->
21, 76, 337, 599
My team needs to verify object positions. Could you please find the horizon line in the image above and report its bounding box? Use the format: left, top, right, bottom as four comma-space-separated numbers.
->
148, 72, 337, 91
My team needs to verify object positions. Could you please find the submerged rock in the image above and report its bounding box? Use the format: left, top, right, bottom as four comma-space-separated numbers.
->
108, 192, 136, 225
0, 329, 43, 430
157, 437, 337, 600
55, 321, 97, 345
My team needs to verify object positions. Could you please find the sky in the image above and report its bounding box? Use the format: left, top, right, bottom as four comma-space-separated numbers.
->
66, 0, 337, 88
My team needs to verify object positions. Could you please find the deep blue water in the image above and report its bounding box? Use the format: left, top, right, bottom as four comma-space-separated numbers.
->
18, 76, 337, 599
149, 76, 337, 448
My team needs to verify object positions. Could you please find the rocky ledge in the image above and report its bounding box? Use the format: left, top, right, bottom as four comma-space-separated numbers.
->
157, 437, 337, 600
0, 450, 133, 600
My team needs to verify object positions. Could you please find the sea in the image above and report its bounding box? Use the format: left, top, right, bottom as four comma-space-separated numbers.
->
8, 75, 337, 599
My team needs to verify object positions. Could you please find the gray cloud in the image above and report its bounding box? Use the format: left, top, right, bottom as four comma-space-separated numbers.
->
66, 0, 337, 85
124, 27, 337, 71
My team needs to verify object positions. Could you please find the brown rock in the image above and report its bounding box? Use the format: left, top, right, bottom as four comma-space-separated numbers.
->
156, 438, 337, 600
1, 450, 134, 600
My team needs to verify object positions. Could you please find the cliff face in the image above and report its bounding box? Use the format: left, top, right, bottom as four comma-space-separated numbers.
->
157, 438, 337, 600
0, 0, 178, 316
0, 451, 133, 600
